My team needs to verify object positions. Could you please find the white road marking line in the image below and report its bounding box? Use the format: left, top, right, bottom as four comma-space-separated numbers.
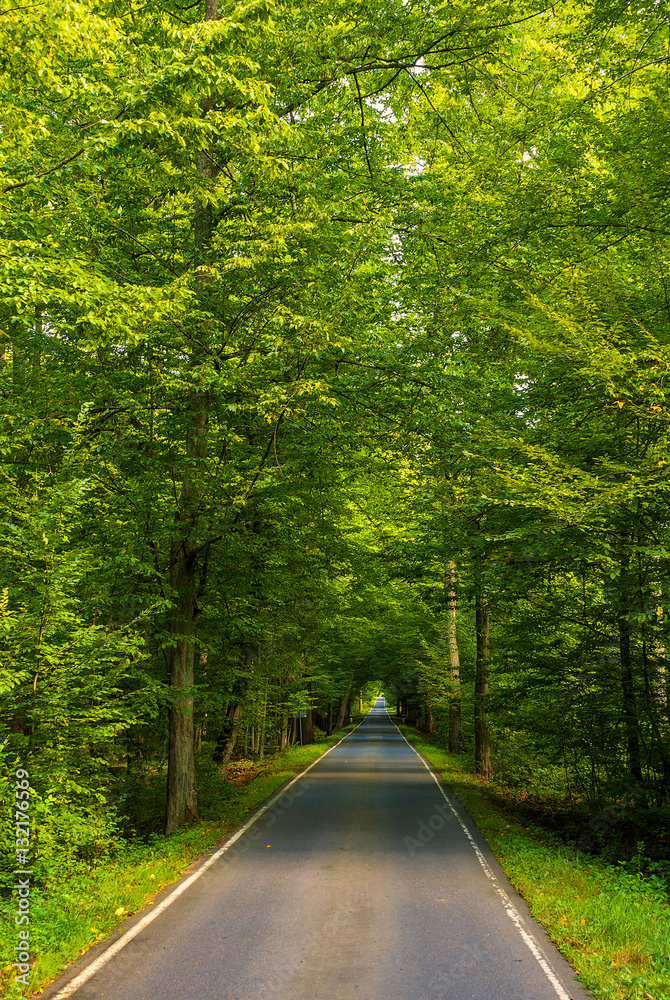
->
391, 715, 573, 1000
49, 720, 367, 1000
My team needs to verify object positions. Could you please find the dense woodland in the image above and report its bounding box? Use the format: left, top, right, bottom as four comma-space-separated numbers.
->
1, 0, 670, 886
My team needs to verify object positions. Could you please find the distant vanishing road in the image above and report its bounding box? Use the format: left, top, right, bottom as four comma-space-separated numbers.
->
44, 700, 590, 1000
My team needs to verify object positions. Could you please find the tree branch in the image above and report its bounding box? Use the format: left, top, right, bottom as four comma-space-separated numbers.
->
2, 146, 85, 195
353, 72, 374, 179
232, 408, 287, 524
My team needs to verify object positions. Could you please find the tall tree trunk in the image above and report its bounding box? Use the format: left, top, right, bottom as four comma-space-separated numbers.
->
215, 655, 251, 770
165, 384, 208, 832
165, 0, 217, 835
336, 671, 354, 730
618, 552, 643, 782
445, 559, 461, 752
475, 586, 492, 779
217, 702, 243, 771
165, 526, 199, 833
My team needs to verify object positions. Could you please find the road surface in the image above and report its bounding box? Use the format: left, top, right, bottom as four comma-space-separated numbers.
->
44, 699, 589, 1000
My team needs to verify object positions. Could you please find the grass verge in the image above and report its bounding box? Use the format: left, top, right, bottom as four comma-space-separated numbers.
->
1, 725, 358, 998
399, 726, 670, 1000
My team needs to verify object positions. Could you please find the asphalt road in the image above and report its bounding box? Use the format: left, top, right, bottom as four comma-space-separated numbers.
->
45, 700, 590, 1000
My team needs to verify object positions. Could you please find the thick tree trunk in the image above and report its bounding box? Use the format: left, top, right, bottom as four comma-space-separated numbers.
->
165, 387, 208, 833
165, 0, 218, 829
336, 671, 354, 730
165, 536, 199, 833
445, 559, 461, 752
474, 586, 492, 779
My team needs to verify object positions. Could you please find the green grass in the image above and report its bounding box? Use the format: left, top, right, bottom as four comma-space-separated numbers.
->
0, 726, 357, 998
399, 726, 670, 1000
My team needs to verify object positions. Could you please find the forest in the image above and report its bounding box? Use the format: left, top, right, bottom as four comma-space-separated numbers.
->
1, 0, 670, 987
